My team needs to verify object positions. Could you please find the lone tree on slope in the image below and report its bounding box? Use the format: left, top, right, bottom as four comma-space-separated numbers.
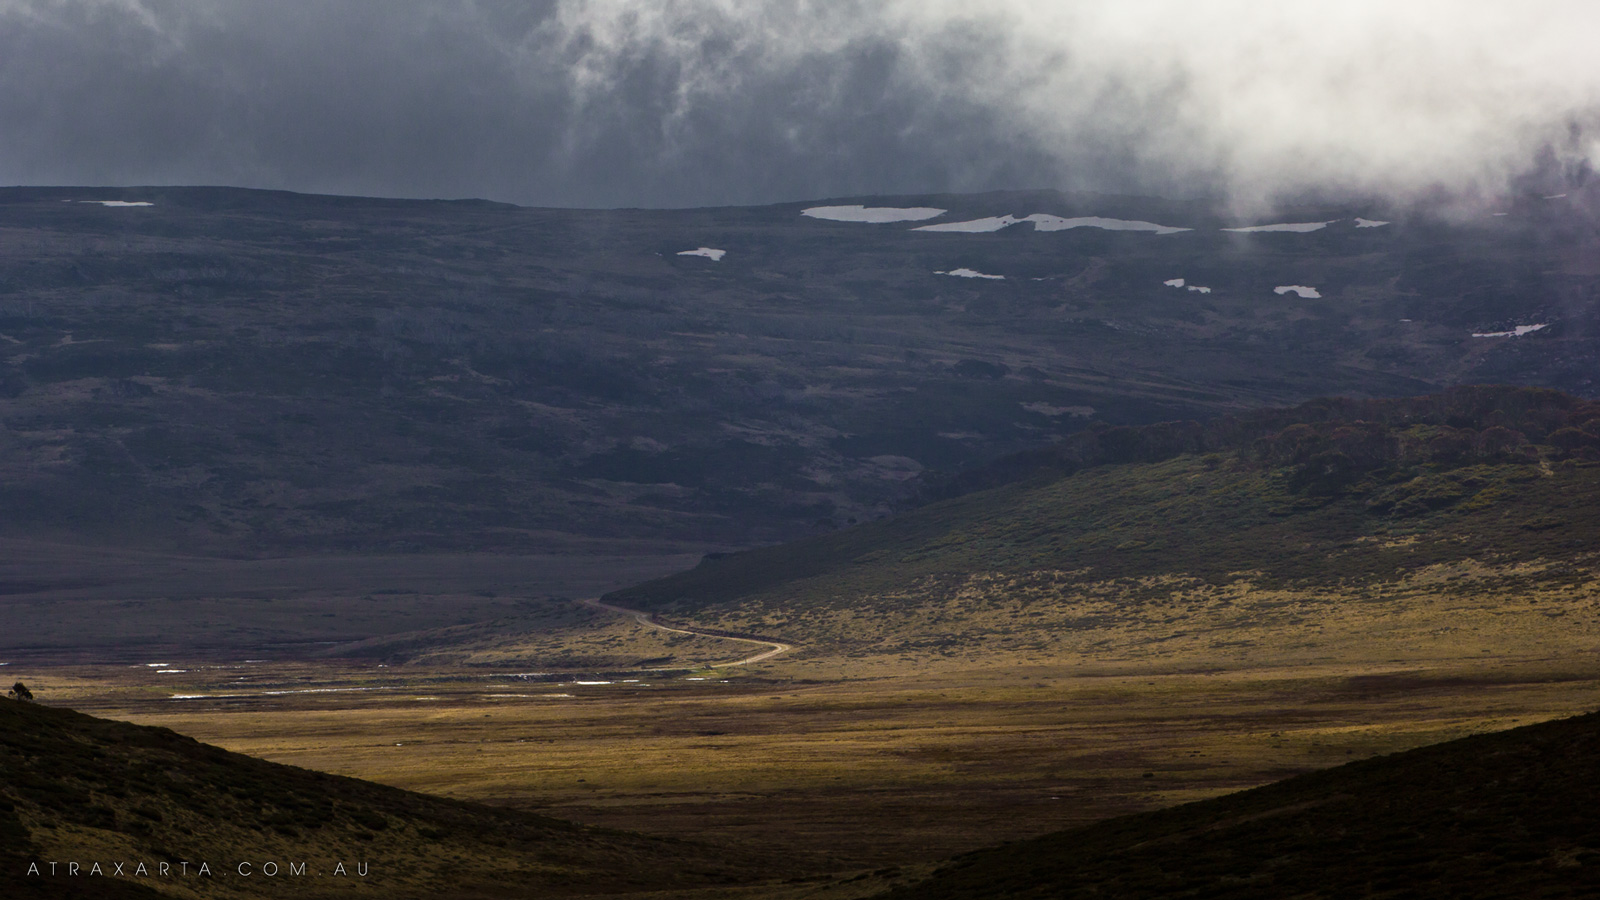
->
8, 681, 32, 701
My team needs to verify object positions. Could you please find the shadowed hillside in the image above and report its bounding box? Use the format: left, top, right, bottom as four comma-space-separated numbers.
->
877, 710, 1600, 899
0, 697, 773, 899
2, 187, 1597, 558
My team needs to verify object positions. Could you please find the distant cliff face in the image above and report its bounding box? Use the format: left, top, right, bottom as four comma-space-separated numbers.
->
0, 186, 1595, 555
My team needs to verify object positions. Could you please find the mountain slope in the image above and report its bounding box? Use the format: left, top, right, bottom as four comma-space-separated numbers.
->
0, 698, 771, 899
876, 710, 1600, 899
2, 186, 1597, 558
603, 386, 1600, 672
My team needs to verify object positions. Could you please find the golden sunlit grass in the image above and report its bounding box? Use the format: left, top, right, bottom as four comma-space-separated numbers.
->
677, 557, 1600, 680
38, 641, 1600, 870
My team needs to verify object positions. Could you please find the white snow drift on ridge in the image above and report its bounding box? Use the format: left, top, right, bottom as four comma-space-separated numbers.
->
1355, 218, 1390, 228
677, 247, 726, 261
914, 213, 1188, 234
915, 215, 1021, 233
1225, 221, 1333, 233
79, 200, 153, 207
802, 205, 946, 223
1023, 214, 1189, 234
1472, 324, 1548, 337
1275, 285, 1322, 298
936, 268, 1004, 280
1164, 278, 1186, 287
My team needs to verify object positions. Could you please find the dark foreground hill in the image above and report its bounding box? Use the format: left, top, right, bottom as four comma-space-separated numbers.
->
3, 186, 1598, 559
0, 698, 770, 899
877, 710, 1600, 899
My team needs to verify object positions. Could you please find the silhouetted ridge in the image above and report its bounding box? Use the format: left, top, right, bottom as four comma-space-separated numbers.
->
0, 698, 765, 898
877, 710, 1600, 899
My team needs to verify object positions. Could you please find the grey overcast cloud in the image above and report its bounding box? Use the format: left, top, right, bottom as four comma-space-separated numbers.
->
2, 0, 1598, 209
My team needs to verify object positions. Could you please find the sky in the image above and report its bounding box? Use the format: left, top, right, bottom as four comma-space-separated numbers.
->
2, 0, 1598, 209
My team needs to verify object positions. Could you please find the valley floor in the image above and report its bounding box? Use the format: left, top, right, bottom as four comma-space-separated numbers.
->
26, 647, 1600, 874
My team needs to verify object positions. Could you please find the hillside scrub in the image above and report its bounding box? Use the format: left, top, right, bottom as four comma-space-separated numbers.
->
609, 387, 1600, 631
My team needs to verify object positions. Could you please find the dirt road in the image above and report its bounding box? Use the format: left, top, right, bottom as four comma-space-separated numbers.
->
578, 598, 794, 666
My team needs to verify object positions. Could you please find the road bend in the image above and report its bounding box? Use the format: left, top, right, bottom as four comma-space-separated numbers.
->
577, 597, 794, 667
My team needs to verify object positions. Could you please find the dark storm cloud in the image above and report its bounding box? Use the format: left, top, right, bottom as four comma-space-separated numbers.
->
2, 1, 1598, 208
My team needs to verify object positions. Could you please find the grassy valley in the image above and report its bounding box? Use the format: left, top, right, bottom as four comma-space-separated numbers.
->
4, 186, 1600, 896
3, 386, 1588, 893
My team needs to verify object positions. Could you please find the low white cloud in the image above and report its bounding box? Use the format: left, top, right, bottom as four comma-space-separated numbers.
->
546, 0, 1600, 208
2, 1, 1597, 208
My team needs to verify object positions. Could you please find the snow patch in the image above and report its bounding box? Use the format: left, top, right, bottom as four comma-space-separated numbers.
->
914, 215, 1019, 233
1164, 277, 1210, 293
1164, 278, 1185, 287
677, 247, 726, 261
79, 200, 153, 207
156, 669, 187, 674
914, 213, 1189, 234
1186, 285, 1212, 294
1274, 285, 1322, 299
1544, 193, 1568, 200
802, 205, 945, 223
936, 268, 1004, 280
1023, 214, 1189, 234
1224, 221, 1333, 233
1472, 324, 1548, 338
1354, 218, 1390, 228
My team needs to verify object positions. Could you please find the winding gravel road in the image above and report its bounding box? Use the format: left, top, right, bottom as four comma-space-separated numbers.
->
578, 598, 794, 667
